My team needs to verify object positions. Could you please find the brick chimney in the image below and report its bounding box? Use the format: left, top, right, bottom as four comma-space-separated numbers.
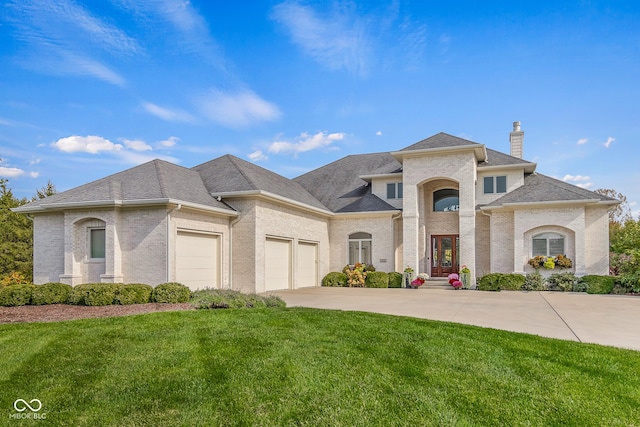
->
510, 121, 524, 158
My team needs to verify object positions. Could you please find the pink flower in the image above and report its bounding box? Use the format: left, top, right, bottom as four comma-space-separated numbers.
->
451, 280, 462, 289
447, 273, 459, 281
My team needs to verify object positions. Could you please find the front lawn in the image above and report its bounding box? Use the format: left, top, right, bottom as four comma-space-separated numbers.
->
1, 308, 639, 426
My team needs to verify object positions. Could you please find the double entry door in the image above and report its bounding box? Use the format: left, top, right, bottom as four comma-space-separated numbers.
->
431, 235, 459, 277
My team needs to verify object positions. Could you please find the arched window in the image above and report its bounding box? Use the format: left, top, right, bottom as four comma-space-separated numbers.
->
348, 232, 372, 265
532, 232, 565, 257
433, 189, 459, 212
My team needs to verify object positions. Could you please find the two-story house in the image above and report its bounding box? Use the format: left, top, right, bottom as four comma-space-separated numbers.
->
15, 123, 617, 291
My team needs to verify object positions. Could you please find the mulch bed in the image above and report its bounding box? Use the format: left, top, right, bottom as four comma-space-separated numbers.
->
0, 303, 194, 324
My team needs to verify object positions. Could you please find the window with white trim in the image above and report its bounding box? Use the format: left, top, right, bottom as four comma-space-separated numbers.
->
90, 228, 106, 259
386, 182, 403, 199
483, 176, 507, 194
532, 232, 565, 257
348, 232, 372, 265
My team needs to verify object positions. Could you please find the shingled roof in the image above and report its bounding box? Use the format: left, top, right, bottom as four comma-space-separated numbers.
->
484, 173, 617, 207
16, 159, 233, 212
294, 152, 400, 213
400, 132, 480, 151
480, 148, 534, 168
193, 155, 330, 212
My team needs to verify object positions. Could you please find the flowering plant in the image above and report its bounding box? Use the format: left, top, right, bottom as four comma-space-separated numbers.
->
528, 255, 573, 270
417, 273, 429, 281
447, 273, 459, 285
460, 265, 471, 274
344, 263, 367, 287
410, 278, 424, 288
451, 280, 463, 289
403, 266, 414, 274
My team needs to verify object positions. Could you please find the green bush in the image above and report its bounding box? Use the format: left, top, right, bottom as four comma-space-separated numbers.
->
365, 271, 389, 288
0, 284, 35, 306
523, 272, 546, 291
114, 284, 153, 305
30, 282, 72, 305
321, 272, 348, 287
478, 273, 525, 291
68, 283, 122, 306
580, 275, 615, 295
547, 273, 578, 292
618, 273, 640, 293
190, 289, 285, 309
388, 272, 403, 288
478, 274, 502, 291
152, 282, 191, 303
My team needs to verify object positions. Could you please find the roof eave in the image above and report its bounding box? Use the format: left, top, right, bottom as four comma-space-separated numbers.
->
391, 144, 488, 162
333, 210, 402, 218
213, 190, 333, 217
478, 162, 537, 173
358, 172, 403, 181
11, 198, 239, 217
480, 198, 615, 211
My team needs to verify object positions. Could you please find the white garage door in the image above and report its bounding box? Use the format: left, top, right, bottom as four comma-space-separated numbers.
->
297, 242, 318, 288
176, 231, 219, 291
265, 238, 291, 291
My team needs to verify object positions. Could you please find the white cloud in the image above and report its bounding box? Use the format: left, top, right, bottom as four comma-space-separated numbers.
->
248, 150, 268, 162
157, 136, 179, 148
51, 135, 123, 154
29, 171, 40, 178
0, 167, 25, 178
59, 52, 126, 86
142, 102, 195, 123
121, 138, 152, 152
604, 137, 615, 148
576, 182, 594, 189
197, 89, 281, 128
268, 131, 345, 155
577, 138, 588, 145
271, 1, 372, 75
376, 130, 382, 136
29, 158, 41, 165
562, 174, 591, 182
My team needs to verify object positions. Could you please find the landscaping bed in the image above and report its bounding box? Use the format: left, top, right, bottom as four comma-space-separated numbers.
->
0, 302, 193, 323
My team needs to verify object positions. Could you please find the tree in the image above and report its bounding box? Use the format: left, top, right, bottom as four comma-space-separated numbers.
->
0, 178, 58, 282
0, 178, 33, 281
594, 188, 632, 224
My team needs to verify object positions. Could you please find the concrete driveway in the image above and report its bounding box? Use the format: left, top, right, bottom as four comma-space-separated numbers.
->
270, 287, 640, 352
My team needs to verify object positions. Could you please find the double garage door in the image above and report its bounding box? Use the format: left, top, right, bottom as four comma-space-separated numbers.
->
176, 231, 219, 291
265, 238, 318, 291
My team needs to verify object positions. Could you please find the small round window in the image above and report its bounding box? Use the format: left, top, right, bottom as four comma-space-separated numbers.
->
433, 189, 459, 212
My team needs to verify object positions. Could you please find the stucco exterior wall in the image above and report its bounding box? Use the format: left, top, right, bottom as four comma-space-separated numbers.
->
329, 215, 397, 273
32, 213, 65, 284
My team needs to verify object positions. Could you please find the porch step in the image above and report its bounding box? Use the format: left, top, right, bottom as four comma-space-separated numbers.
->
421, 279, 452, 289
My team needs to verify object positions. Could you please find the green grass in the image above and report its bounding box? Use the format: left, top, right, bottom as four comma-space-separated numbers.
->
1, 309, 639, 426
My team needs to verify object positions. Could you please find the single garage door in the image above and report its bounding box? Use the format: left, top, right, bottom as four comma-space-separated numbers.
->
265, 238, 291, 291
176, 231, 219, 291
297, 242, 318, 288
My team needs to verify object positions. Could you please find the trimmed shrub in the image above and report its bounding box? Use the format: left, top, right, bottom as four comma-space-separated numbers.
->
31, 282, 72, 305
618, 273, 640, 293
364, 264, 376, 272
477, 273, 525, 291
190, 289, 285, 309
581, 275, 615, 295
152, 282, 191, 303
114, 284, 153, 305
500, 274, 525, 290
478, 274, 502, 291
523, 272, 546, 291
388, 272, 403, 288
0, 284, 35, 306
365, 271, 389, 288
69, 283, 122, 306
547, 273, 578, 292
321, 272, 348, 287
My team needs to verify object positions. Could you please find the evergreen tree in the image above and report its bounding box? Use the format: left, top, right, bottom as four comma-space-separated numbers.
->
0, 178, 33, 281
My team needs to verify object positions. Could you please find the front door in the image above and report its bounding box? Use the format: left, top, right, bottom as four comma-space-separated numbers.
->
431, 235, 459, 277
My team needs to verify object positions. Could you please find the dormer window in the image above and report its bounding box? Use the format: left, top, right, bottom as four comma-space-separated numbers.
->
387, 182, 403, 199
484, 176, 507, 194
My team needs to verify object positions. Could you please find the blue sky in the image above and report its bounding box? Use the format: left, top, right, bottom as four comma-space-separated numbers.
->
1, 1, 639, 214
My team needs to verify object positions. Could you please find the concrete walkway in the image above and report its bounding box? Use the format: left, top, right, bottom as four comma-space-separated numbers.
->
270, 287, 640, 352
